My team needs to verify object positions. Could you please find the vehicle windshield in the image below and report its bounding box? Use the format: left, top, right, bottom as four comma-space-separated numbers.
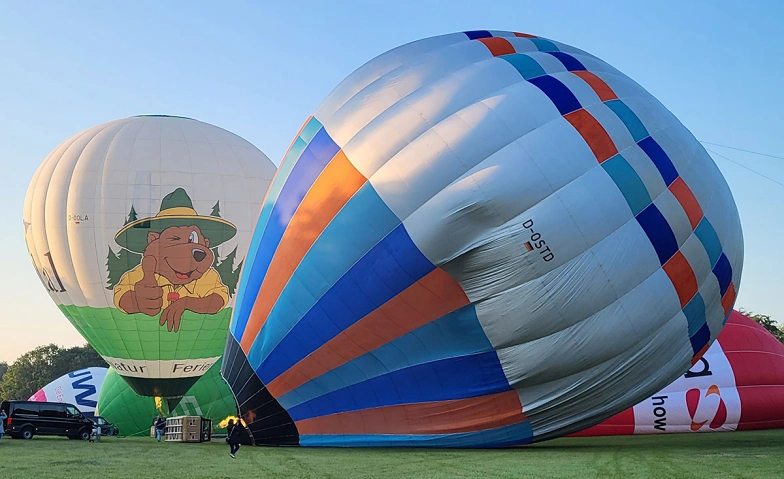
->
66, 406, 81, 418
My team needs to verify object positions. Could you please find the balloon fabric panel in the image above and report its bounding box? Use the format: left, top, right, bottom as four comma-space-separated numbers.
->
23, 115, 275, 399
223, 31, 743, 447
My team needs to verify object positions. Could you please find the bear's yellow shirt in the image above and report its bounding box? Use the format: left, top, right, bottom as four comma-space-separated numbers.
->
113, 266, 229, 314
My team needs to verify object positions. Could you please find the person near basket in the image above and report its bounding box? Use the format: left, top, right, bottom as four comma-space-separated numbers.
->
227, 419, 242, 458
154, 415, 166, 442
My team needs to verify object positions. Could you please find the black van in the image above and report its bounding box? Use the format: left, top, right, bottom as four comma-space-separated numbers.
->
1, 400, 95, 440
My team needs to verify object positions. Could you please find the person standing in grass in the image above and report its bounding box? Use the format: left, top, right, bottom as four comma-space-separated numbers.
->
0, 409, 6, 441
154, 416, 166, 442
227, 419, 242, 458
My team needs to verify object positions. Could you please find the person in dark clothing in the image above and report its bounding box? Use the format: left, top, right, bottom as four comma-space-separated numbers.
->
154, 416, 166, 442
227, 419, 242, 458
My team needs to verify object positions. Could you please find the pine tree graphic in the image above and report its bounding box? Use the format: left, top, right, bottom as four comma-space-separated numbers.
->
214, 246, 243, 297
126, 205, 138, 224
210, 201, 220, 217
106, 247, 142, 290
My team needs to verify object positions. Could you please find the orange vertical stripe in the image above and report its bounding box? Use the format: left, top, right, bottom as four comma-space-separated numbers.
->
240, 151, 367, 352
571, 70, 618, 102
477, 37, 515, 57
564, 108, 618, 163
295, 390, 526, 435
722, 282, 737, 316
669, 177, 703, 230
663, 251, 699, 308
266, 268, 469, 397
513, 32, 537, 38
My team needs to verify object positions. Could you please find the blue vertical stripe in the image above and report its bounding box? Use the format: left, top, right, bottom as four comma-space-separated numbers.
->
712, 253, 733, 296
638, 137, 679, 186
528, 75, 582, 115
546, 51, 585, 71
464, 30, 493, 40
690, 323, 711, 355
636, 203, 678, 265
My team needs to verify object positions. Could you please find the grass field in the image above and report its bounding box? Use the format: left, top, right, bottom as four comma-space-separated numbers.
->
1, 430, 783, 478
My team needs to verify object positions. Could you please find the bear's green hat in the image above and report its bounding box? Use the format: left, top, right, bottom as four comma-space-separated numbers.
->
114, 188, 237, 253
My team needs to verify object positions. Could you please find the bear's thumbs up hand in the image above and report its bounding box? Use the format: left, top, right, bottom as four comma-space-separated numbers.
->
134, 255, 163, 316
140, 256, 158, 284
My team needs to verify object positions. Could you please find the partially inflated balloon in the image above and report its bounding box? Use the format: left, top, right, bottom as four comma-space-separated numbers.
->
24, 115, 275, 399
572, 310, 784, 436
29, 367, 108, 419
96, 360, 236, 436
223, 30, 743, 447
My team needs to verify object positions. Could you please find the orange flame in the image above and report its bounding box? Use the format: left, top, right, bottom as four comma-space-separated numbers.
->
154, 397, 166, 416
219, 415, 246, 428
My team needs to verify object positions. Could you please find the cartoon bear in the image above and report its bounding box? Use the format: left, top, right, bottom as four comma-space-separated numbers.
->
112, 188, 236, 332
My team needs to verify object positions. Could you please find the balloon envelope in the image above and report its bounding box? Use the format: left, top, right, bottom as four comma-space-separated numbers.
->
223, 30, 743, 447
23, 115, 275, 398
95, 359, 237, 436
29, 367, 108, 419
572, 310, 784, 436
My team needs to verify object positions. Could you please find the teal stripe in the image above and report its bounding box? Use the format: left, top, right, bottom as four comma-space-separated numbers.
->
299, 421, 533, 448
500, 53, 547, 80
683, 293, 707, 337
695, 218, 722, 267
529, 38, 559, 52
605, 100, 649, 142
602, 154, 652, 215
300, 117, 322, 143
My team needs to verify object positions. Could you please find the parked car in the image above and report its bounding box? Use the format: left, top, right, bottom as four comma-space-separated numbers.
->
0, 400, 94, 440
92, 416, 119, 436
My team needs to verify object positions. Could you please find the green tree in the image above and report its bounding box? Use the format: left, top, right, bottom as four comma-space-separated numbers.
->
59, 345, 105, 371
0, 344, 107, 401
0, 361, 8, 401
0, 345, 65, 400
738, 308, 784, 344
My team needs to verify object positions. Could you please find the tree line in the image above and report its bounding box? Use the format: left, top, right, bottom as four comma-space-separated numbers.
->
0, 344, 105, 402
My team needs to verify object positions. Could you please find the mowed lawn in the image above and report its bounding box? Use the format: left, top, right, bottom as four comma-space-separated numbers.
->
1, 430, 783, 478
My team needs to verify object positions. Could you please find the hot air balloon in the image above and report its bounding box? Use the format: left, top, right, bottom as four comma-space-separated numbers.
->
29, 367, 108, 419
571, 310, 784, 436
95, 359, 236, 437
222, 30, 743, 447
23, 115, 276, 407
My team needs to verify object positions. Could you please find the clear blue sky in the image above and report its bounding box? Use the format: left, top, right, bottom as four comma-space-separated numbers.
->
1, 0, 782, 362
